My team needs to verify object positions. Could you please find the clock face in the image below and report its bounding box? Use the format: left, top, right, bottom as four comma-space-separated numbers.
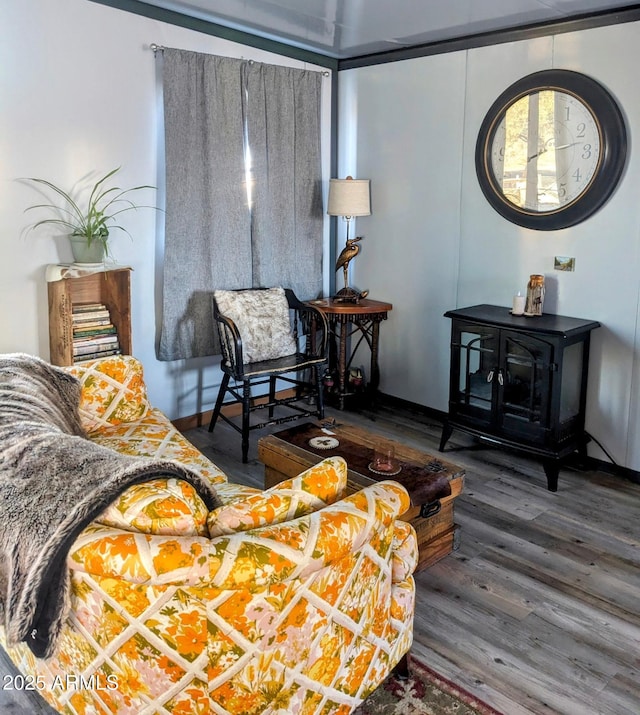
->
476, 70, 627, 230
490, 90, 601, 212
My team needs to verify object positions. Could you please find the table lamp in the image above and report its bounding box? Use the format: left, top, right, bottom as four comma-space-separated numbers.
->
327, 176, 371, 302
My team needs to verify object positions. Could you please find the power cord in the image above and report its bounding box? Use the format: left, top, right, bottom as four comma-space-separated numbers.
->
585, 431, 618, 467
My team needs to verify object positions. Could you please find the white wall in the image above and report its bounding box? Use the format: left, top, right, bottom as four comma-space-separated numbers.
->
338, 53, 466, 411
0, 0, 332, 420
4, 1, 639, 470
339, 22, 640, 470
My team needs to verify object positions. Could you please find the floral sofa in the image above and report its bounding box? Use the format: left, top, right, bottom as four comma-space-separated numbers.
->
0, 354, 417, 714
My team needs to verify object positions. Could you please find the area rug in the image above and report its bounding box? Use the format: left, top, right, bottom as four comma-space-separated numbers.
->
354, 656, 504, 715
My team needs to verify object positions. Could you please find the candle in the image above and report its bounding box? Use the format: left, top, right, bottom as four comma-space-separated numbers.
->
512, 292, 526, 315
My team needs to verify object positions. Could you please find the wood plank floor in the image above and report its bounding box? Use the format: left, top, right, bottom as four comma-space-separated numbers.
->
190, 404, 640, 715
2, 403, 639, 714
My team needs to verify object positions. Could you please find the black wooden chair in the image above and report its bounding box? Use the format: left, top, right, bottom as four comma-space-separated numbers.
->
208, 287, 328, 462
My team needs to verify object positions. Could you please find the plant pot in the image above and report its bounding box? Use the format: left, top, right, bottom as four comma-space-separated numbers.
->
69, 236, 106, 264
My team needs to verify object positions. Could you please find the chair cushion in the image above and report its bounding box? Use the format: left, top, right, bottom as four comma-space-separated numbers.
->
214, 287, 297, 364
96, 477, 210, 536
67, 354, 150, 433
207, 456, 347, 536
88, 407, 228, 487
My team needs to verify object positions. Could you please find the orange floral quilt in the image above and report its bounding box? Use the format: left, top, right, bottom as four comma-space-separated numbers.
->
0, 355, 417, 714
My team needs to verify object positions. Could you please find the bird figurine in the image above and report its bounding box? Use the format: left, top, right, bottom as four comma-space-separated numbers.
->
333, 237, 369, 302
336, 236, 362, 284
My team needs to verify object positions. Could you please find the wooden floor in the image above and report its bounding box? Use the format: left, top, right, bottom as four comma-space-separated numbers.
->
189, 404, 640, 715
2, 402, 639, 714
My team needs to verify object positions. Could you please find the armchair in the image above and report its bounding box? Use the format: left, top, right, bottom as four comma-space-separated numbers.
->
208, 287, 328, 462
0, 353, 418, 715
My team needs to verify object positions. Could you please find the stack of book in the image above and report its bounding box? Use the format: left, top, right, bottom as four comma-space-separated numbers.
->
71, 303, 121, 363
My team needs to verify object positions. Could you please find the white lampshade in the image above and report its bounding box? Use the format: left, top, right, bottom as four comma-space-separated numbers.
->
327, 177, 371, 217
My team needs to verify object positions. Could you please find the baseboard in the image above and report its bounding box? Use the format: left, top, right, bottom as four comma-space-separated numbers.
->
575, 454, 640, 483
377, 392, 448, 423
172, 410, 214, 433
377, 393, 640, 485
171, 388, 299, 432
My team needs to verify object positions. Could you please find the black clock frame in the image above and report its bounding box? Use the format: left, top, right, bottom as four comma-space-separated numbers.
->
475, 69, 628, 230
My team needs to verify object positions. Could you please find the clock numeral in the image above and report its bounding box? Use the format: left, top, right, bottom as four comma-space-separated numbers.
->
582, 144, 592, 160
572, 168, 582, 183
576, 122, 586, 138
558, 182, 567, 198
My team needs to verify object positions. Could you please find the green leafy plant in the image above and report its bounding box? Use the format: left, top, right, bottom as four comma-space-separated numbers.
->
22, 167, 158, 255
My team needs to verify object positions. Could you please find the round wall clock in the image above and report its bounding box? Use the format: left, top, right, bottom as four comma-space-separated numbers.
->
475, 69, 627, 230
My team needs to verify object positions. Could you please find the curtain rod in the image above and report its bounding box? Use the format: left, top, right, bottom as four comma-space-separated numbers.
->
149, 43, 330, 75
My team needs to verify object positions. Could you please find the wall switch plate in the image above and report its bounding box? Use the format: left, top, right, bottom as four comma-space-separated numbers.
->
554, 256, 575, 271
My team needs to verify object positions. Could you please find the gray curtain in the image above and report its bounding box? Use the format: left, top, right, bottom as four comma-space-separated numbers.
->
244, 63, 324, 297
158, 50, 323, 361
159, 50, 251, 361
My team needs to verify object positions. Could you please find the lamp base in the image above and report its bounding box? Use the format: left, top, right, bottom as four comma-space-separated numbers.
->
331, 286, 369, 304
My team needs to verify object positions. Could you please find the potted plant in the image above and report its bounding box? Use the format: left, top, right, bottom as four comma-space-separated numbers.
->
22, 167, 158, 263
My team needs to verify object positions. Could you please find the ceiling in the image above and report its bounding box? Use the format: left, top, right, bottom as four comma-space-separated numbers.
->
137, 0, 640, 61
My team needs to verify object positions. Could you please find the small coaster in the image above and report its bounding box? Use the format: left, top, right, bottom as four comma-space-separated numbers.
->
368, 462, 402, 477
309, 436, 340, 450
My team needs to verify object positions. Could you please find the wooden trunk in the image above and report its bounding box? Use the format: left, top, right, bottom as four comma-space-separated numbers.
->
258, 421, 464, 571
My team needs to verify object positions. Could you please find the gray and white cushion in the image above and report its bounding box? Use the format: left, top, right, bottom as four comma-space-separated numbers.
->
214, 287, 297, 364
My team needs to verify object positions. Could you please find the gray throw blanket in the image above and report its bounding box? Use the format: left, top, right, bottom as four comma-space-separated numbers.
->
0, 353, 221, 659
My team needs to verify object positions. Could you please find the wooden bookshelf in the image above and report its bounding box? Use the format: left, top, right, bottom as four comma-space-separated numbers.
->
47, 266, 132, 366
